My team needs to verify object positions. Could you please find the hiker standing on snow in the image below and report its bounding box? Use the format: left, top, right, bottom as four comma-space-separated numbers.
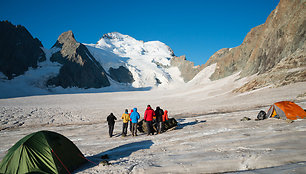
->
130, 108, 140, 136
129, 109, 133, 133
162, 110, 169, 132
107, 113, 117, 138
155, 106, 164, 134
121, 109, 130, 137
144, 105, 155, 135
163, 110, 169, 122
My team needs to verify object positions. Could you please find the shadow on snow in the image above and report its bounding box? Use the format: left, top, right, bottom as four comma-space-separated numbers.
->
0, 86, 152, 99
175, 118, 206, 130
75, 140, 154, 172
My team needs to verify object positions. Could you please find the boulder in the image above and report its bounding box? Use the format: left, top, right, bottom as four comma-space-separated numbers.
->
240, 117, 251, 121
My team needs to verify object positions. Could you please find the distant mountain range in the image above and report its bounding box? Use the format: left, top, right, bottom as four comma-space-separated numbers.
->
0, 22, 201, 91
0, 0, 304, 96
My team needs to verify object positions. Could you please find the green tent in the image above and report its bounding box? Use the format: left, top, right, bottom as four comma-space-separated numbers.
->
0, 130, 87, 174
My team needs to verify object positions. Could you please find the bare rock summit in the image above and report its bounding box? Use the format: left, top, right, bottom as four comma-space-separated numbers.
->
48, 31, 110, 89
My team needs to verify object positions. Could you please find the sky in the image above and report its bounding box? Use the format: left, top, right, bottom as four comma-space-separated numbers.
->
0, 0, 279, 65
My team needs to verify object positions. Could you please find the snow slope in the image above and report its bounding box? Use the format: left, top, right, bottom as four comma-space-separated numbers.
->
0, 78, 305, 173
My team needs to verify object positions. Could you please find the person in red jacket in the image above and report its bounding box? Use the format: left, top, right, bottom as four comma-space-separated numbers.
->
162, 110, 169, 132
162, 110, 169, 122
144, 105, 155, 135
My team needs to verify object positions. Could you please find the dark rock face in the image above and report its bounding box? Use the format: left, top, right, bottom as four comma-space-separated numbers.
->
48, 31, 110, 88
170, 55, 204, 82
109, 66, 134, 83
205, 0, 306, 86
0, 21, 46, 79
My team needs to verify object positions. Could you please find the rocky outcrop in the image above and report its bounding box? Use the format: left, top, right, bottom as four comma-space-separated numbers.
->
0, 21, 46, 79
47, 31, 110, 88
234, 50, 306, 92
170, 55, 205, 82
205, 0, 306, 87
109, 66, 134, 83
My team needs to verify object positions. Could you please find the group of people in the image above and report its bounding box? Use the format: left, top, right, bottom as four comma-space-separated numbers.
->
106, 105, 169, 137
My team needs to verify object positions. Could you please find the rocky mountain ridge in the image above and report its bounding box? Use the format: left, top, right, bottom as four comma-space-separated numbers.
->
170, 55, 204, 82
0, 21, 45, 80
205, 0, 305, 91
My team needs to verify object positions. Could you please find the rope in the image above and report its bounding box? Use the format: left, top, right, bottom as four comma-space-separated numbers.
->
51, 149, 71, 174
78, 154, 98, 165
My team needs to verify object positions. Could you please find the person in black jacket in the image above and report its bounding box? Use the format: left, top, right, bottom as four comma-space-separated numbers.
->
107, 113, 117, 137
155, 106, 164, 134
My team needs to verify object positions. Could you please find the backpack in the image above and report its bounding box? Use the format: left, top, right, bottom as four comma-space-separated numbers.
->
257, 110, 267, 120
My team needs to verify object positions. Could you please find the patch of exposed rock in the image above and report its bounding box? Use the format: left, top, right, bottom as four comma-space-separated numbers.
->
234, 50, 306, 93
0, 21, 46, 79
205, 0, 306, 85
170, 55, 204, 82
297, 92, 306, 99
109, 66, 134, 83
47, 31, 110, 88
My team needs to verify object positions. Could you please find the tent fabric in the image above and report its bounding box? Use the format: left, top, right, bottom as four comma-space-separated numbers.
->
271, 109, 278, 118
0, 130, 86, 174
267, 101, 306, 120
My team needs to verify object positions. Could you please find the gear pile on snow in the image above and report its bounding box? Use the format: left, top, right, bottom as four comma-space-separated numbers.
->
137, 118, 177, 133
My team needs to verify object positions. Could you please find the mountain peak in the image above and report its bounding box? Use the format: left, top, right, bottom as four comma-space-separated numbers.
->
52, 30, 77, 48
101, 32, 132, 40
49, 30, 110, 88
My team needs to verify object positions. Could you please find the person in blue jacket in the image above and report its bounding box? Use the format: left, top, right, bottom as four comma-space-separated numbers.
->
130, 108, 140, 136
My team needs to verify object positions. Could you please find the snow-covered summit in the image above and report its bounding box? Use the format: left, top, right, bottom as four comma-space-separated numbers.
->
95, 32, 174, 63
101, 32, 135, 41
86, 32, 181, 88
